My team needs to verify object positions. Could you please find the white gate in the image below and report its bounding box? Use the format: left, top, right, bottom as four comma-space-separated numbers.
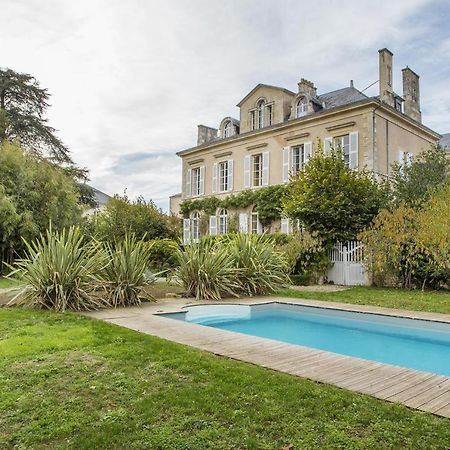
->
327, 241, 369, 286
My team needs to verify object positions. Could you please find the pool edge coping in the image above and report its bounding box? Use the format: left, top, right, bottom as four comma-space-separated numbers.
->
83, 296, 450, 419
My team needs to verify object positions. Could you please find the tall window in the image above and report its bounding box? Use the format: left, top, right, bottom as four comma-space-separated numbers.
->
333, 135, 350, 167
191, 167, 201, 196
191, 211, 200, 242
218, 160, 229, 192
251, 206, 260, 234
257, 100, 265, 129
296, 98, 308, 118
266, 105, 273, 126
291, 144, 305, 174
223, 120, 232, 138
250, 111, 256, 131
252, 154, 263, 187
218, 208, 228, 235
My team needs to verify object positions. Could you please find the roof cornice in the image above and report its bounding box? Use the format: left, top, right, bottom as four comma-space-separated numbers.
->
177, 98, 440, 157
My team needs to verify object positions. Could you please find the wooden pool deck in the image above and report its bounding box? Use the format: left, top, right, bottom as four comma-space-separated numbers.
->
84, 297, 450, 419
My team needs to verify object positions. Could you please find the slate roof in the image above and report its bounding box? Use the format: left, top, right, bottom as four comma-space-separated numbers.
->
318, 87, 368, 109
440, 133, 450, 150
91, 187, 111, 206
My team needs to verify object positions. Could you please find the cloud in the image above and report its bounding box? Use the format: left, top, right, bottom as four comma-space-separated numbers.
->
0, 0, 449, 211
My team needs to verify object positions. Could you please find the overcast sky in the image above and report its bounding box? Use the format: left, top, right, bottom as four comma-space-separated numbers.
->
1, 0, 449, 210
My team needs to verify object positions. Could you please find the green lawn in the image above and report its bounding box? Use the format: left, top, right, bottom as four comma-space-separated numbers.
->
279, 286, 450, 315
1, 309, 450, 449
0, 277, 22, 289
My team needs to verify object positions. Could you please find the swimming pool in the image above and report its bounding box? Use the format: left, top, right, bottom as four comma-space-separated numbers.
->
162, 302, 450, 376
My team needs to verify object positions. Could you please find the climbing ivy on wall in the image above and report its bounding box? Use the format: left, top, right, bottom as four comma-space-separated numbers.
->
180, 185, 287, 226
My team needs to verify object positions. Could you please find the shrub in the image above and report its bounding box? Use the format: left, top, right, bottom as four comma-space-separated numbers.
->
101, 235, 155, 307
176, 234, 290, 300
228, 233, 290, 296
147, 239, 179, 272
176, 239, 241, 300
8, 226, 107, 311
360, 184, 450, 289
277, 231, 330, 283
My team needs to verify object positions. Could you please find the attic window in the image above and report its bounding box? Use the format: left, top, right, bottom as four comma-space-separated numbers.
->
257, 100, 265, 129
223, 120, 233, 138
395, 98, 403, 113
296, 98, 308, 118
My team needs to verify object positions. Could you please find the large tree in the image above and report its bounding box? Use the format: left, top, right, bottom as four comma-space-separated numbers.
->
0, 68, 70, 163
0, 67, 94, 204
0, 141, 82, 269
283, 149, 389, 244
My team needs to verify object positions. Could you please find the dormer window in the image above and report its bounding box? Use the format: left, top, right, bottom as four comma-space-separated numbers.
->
296, 98, 308, 118
257, 100, 265, 129
223, 120, 232, 138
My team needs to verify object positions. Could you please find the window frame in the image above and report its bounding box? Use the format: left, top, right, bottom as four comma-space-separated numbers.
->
296, 98, 308, 118
191, 167, 201, 196
291, 144, 305, 174
218, 160, 229, 192
191, 210, 200, 242
333, 134, 350, 167
252, 153, 263, 187
217, 208, 228, 235
257, 100, 265, 129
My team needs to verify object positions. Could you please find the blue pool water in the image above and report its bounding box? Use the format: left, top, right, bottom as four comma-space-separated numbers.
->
162, 303, 450, 376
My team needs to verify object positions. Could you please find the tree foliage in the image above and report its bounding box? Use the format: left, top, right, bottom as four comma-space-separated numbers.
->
360, 183, 450, 289
283, 150, 389, 244
0, 141, 82, 270
88, 195, 180, 243
0, 68, 71, 164
391, 145, 449, 207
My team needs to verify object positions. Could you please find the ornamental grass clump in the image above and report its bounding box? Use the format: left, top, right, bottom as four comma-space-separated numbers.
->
176, 239, 241, 301
228, 233, 290, 296
176, 234, 290, 300
8, 226, 107, 311
101, 235, 155, 307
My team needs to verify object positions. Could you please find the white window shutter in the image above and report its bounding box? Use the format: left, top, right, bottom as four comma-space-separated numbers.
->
186, 169, 192, 198
262, 151, 270, 186
324, 137, 332, 155
282, 146, 290, 183
239, 213, 248, 233
209, 216, 217, 235
199, 166, 205, 195
227, 159, 233, 191
183, 218, 191, 244
212, 163, 218, 193
304, 141, 312, 167
280, 218, 290, 234
349, 132, 359, 169
244, 155, 251, 188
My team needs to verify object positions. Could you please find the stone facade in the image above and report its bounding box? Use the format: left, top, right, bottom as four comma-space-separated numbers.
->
171, 49, 441, 241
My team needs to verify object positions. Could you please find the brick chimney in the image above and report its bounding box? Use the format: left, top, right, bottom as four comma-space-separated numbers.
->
402, 67, 421, 122
197, 124, 218, 145
378, 48, 395, 107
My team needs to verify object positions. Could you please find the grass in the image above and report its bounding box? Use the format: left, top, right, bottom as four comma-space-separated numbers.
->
0, 277, 22, 289
1, 309, 450, 449
279, 286, 450, 315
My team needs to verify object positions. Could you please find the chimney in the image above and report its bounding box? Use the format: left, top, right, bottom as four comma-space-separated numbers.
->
402, 67, 421, 122
298, 78, 317, 98
197, 124, 218, 145
378, 48, 394, 107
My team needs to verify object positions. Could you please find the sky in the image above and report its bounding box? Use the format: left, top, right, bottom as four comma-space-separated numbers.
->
1, 0, 450, 211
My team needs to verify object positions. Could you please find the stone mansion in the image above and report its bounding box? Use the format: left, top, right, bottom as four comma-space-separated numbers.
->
170, 49, 441, 243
